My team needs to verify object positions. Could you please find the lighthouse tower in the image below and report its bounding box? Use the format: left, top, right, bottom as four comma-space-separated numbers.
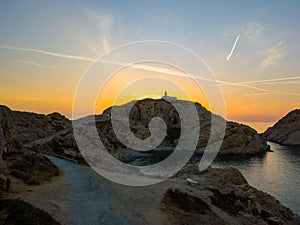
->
162, 91, 177, 100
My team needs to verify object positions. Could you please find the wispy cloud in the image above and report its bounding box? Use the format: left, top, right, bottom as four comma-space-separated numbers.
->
85, 10, 114, 54
261, 42, 284, 67
242, 22, 286, 68
16, 59, 58, 69
244, 22, 265, 44
226, 26, 244, 61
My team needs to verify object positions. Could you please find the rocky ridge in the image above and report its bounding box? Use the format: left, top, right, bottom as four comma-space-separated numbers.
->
28, 99, 270, 165
264, 109, 300, 146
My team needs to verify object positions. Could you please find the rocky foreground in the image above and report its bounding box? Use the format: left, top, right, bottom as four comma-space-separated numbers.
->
161, 166, 300, 225
264, 109, 300, 146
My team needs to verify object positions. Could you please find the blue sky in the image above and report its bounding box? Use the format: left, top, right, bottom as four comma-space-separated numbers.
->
0, 0, 300, 123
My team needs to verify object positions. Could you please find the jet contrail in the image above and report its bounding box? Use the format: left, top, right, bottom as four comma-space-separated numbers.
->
0, 44, 95, 62
226, 34, 240, 61
240, 76, 300, 84
226, 26, 244, 61
1, 44, 300, 96
16, 59, 58, 69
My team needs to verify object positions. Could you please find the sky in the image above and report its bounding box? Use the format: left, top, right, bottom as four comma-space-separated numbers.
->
0, 0, 300, 129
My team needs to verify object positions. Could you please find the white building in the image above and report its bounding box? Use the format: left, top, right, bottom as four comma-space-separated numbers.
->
161, 91, 177, 100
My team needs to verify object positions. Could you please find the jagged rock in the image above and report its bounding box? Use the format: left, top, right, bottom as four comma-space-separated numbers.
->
103, 99, 269, 155
0, 106, 17, 154
162, 166, 300, 225
0, 105, 60, 189
12, 110, 71, 145
264, 109, 300, 146
0, 105, 17, 190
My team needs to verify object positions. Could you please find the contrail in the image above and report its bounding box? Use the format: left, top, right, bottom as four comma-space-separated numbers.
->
240, 76, 300, 84
226, 34, 240, 61
16, 59, 58, 69
1, 44, 300, 96
226, 26, 244, 61
0, 44, 95, 62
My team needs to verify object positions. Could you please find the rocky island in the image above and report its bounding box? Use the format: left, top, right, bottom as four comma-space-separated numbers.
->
264, 109, 300, 146
20, 98, 270, 165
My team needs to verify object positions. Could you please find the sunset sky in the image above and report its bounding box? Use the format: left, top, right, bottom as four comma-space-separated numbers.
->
1, 1, 300, 131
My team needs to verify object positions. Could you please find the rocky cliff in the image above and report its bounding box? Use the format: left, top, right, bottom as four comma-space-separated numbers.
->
161, 166, 300, 225
0, 106, 18, 189
264, 109, 300, 146
0, 106, 60, 190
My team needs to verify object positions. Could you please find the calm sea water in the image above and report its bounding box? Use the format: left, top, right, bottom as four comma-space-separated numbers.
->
213, 141, 300, 216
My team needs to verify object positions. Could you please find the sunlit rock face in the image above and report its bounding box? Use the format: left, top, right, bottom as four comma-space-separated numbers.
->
264, 109, 300, 146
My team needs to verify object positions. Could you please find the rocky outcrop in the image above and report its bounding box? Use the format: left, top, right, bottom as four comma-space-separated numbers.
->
0, 105, 60, 190
25, 99, 269, 165
0, 106, 17, 155
162, 166, 300, 225
264, 109, 300, 146
103, 99, 269, 156
12, 111, 71, 145
0, 106, 17, 191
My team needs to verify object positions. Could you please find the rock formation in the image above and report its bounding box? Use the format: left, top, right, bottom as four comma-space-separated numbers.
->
162, 166, 300, 225
0, 106, 17, 190
12, 110, 71, 145
23, 99, 269, 165
102, 99, 269, 156
264, 109, 300, 146
0, 105, 60, 190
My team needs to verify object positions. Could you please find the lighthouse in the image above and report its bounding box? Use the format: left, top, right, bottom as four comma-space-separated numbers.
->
162, 91, 177, 100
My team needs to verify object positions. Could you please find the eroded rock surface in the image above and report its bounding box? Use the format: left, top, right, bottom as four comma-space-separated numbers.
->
162, 166, 300, 225
264, 109, 300, 146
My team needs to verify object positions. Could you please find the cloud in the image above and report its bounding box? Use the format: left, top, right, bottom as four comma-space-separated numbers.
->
261, 42, 284, 67
244, 22, 265, 44
241, 22, 286, 68
85, 10, 114, 54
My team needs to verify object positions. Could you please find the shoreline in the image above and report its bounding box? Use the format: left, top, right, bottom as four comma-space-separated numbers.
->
3, 154, 300, 225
